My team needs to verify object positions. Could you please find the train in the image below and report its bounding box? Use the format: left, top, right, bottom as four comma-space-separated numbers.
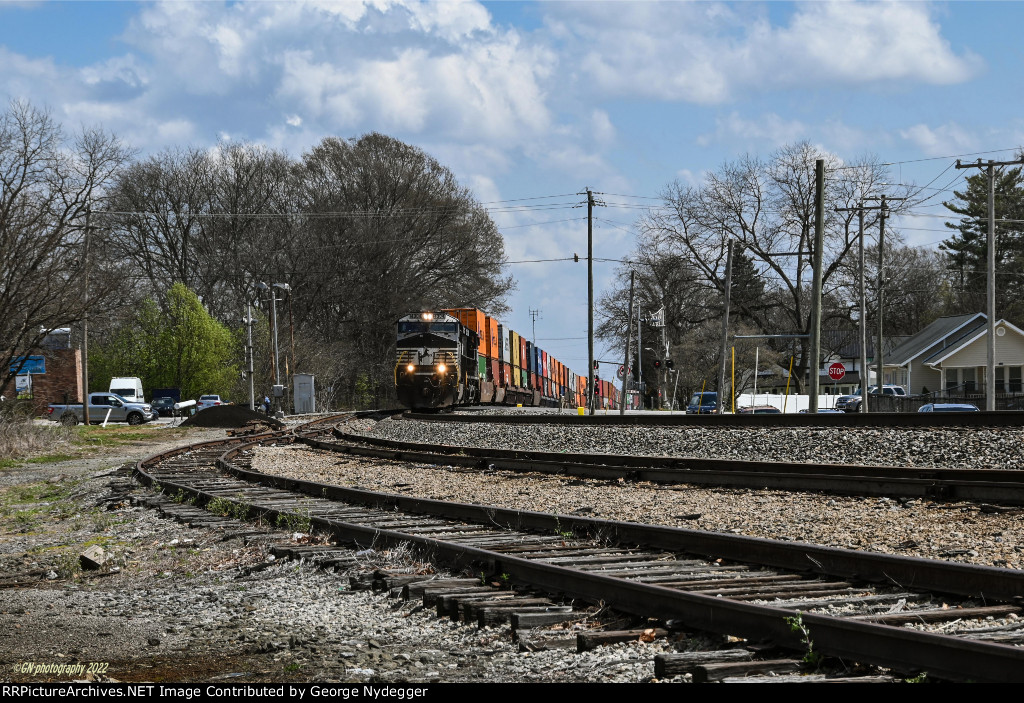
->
395, 308, 621, 411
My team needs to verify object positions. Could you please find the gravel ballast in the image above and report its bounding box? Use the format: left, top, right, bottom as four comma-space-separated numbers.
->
0, 422, 681, 684
248, 417, 1024, 569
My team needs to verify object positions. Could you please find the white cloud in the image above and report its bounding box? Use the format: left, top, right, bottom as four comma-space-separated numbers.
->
547, 1, 981, 104
698, 112, 808, 147
591, 109, 615, 145
900, 122, 977, 156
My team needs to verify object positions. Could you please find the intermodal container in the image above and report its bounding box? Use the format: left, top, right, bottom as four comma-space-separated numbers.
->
443, 308, 487, 356
485, 316, 500, 361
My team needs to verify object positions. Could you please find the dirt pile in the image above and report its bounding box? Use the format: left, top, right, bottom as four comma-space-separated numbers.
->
179, 405, 285, 430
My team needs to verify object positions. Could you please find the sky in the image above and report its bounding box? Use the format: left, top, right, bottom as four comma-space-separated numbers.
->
2, 0, 1023, 380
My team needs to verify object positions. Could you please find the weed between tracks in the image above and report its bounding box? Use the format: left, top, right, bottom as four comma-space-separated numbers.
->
785, 612, 823, 668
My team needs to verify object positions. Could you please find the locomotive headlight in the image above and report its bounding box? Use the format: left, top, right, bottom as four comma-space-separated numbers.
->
437, 364, 446, 374
422, 312, 434, 321
406, 364, 415, 373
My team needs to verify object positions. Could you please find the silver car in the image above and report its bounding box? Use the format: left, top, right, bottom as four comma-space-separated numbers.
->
196, 394, 226, 411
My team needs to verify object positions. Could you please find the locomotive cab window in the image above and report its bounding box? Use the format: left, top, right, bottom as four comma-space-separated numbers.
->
397, 322, 458, 334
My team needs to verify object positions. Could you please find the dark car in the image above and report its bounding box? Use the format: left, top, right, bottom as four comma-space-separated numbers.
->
739, 405, 782, 414
151, 396, 176, 417
837, 385, 907, 413
686, 391, 718, 414
918, 403, 979, 412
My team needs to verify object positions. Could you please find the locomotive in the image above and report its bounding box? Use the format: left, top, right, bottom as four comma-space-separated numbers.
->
395, 308, 621, 411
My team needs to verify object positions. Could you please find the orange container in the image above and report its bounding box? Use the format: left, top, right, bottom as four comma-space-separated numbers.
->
443, 308, 487, 356
484, 316, 499, 360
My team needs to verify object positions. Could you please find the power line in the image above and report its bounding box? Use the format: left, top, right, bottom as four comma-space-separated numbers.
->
831, 147, 1022, 171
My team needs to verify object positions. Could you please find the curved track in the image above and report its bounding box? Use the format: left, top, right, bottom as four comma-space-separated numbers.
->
134, 414, 1024, 682
302, 427, 1024, 505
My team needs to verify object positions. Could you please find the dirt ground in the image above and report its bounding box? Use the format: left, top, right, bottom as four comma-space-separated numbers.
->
0, 427, 318, 683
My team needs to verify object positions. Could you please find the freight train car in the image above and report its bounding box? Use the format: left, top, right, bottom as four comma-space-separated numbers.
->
396, 308, 616, 411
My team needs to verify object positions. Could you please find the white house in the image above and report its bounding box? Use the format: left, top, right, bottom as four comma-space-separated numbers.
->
883, 313, 1024, 395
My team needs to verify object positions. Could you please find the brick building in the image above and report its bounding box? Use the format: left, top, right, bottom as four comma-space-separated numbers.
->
3, 329, 83, 415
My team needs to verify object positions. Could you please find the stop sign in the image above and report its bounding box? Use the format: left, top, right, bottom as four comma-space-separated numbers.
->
827, 362, 846, 381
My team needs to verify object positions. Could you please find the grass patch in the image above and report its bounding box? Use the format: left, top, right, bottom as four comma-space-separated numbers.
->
0, 416, 194, 470
74, 424, 190, 447
0, 418, 75, 466
0, 479, 82, 530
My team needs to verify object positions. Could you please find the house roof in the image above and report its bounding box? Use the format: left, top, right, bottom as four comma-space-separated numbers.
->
884, 313, 986, 367
924, 319, 1024, 366
822, 329, 907, 359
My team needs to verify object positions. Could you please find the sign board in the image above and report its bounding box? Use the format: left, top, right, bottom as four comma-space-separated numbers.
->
15, 375, 31, 394
617, 365, 625, 380
827, 362, 846, 381
9, 355, 45, 375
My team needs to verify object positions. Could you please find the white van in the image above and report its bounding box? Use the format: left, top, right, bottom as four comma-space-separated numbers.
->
109, 377, 145, 403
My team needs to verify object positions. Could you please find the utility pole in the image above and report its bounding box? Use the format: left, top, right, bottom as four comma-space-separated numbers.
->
861, 195, 906, 405
80, 210, 91, 426
876, 195, 887, 404
581, 188, 603, 414
244, 303, 255, 411
587, 188, 594, 415
857, 205, 867, 413
715, 238, 734, 413
836, 200, 892, 412
619, 271, 635, 416
529, 308, 542, 346
637, 304, 643, 406
955, 157, 1024, 411
808, 159, 825, 413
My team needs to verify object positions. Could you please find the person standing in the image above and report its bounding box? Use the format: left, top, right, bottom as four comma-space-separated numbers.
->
263, 395, 271, 415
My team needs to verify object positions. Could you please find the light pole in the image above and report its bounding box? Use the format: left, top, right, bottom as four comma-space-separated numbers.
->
256, 282, 289, 416
274, 283, 293, 411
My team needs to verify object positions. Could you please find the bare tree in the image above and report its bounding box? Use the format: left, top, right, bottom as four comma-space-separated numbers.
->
640, 143, 908, 392
0, 100, 131, 392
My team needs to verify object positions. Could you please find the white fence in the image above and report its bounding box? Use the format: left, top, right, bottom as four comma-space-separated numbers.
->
735, 393, 844, 413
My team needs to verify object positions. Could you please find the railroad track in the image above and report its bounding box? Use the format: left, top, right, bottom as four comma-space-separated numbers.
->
297, 427, 1024, 506
133, 414, 1024, 682
408, 409, 1024, 428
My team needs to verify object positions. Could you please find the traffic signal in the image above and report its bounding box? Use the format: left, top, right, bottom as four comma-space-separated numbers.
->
593, 360, 599, 371
632, 353, 639, 381
666, 359, 674, 370
654, 359, 662, 369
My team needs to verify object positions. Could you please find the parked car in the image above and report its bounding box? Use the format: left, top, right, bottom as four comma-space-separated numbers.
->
150, 396, 177, 417
738, 405, 781, 414
799, 408, 844, 413
48, 393, 158, 426
918, 403, 979, 412
686, 391, 718, 414
837, 385, 907, 413
196, 395, 226, 411
109, 377, 145, 403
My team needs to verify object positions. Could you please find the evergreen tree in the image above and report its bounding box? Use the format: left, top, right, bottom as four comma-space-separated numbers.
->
941, 164, 1024, 319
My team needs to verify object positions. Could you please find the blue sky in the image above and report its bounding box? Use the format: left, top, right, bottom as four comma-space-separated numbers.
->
3, 0, 1022, 376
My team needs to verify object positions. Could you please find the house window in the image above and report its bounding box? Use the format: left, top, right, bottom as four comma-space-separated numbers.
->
945, 371, 958, 391
1010, 367, 1022, 393
964, 367, 977, 392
